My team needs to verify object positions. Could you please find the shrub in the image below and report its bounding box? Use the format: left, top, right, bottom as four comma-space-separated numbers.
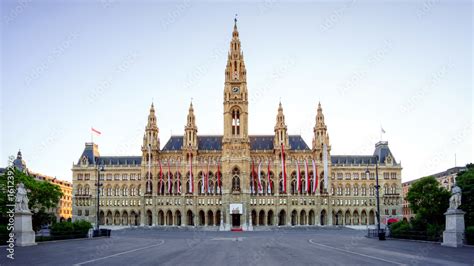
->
51, 220, 92, 238
466, 226, 474, 245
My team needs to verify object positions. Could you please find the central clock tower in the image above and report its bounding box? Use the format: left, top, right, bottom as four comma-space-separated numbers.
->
223, 19, 249, 145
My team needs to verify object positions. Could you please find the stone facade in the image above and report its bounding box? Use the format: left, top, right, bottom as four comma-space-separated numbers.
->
72, 21, 403, 229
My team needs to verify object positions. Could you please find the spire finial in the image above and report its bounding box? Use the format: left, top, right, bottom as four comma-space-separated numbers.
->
234, 13, 238, 25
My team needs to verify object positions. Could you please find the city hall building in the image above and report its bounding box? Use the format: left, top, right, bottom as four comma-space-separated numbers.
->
72, 21, 402, 230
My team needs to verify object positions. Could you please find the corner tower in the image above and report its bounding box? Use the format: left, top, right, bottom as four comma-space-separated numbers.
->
312, 102, 331, 161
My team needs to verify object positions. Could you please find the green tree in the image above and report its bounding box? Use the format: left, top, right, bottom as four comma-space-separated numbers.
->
406, 176, 450, 226
456, 163, 474, 227
0, 167, 63, 229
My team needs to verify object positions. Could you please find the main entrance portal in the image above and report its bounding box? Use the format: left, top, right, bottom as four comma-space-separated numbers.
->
231, 214, 240, 227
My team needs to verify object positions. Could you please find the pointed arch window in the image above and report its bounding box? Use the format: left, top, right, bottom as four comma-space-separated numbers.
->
232, 167, 240, 192
231, 108, 240, 136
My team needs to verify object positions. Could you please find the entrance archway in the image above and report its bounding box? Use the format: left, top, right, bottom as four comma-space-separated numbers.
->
187, 210, 194, 226
300, 210, 306, 225
251, 210, 257, 226
231, 214, 240, 227
308, 210, 315, 225
175, 210, 182, 226
320, 210, 327, 225
259, 210, 265, 226
369, 210, 375, 225
291, 210, 297, 226
158, 210, 164, 225
146, 210, 152, 226
166, 210, 173, 225
267, 210, 274, 226
207, 210, 214, 226
199, 210, 205, 226
278, 210, 286, 226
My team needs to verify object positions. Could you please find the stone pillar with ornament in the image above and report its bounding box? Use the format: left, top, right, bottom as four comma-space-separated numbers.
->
442, 184, 465, 248
14, 183, 37, 246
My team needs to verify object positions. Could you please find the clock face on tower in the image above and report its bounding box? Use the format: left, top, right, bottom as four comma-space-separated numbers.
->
232, 87, 240, 93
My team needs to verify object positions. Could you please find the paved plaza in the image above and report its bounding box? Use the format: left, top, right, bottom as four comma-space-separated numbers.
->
1, 228, 473, 265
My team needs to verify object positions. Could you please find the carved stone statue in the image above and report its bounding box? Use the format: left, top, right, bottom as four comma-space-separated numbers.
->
15, 183, 30, 212
449, 185, 462, 210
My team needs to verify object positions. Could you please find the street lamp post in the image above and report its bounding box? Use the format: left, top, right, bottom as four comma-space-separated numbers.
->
366, 155, 385, 240
95, 161, 105, 232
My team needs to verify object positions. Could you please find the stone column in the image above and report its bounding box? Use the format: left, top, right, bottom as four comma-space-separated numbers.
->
442, 209, 465, 248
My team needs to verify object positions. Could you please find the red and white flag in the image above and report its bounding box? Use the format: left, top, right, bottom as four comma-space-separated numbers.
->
91, 127, 101, 135
296, 160, 301, 193
305, 159, 309, 193
257, 161, 262, 194
177, 159, 181, 194
159, 160, 163, 194
251, 160, 256, 194
281, 143, 287, 193
312, 159, 318, 193
189, 153, 194, 193
217, 162, 221, 194
167, 160, 172, 194
267, 160, 272, 194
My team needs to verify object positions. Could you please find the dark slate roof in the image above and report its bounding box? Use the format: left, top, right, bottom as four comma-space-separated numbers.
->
331, 142, 398, 165
289, 135, 310, 150
77, 143, 141, 166
96, 156, 142, 166
373, 141, 397, 164
162, 136, 183, 151
198, 136, 222, 150
331, 155, 377, 165
78, 143, 98, 164
162, 135, 310, 151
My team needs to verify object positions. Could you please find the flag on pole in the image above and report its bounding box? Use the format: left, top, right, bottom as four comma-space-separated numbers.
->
267, 160, 272, 194
296, 160, 301, 193
304, 159, 309, 193
281, 143, 287, 193
257, 161, 262, 194
251, 160, 256, 194
217, 162, 221, 194
312, 159, 318, 193
159, 160, 163, 194
201, 160, 205, 194
177, 159, 181, 194
91, 127, 101, 135
323, 143, 328, 190
167, 160, 172, 194
189, 153, 194, 193
206, 161, 210, 194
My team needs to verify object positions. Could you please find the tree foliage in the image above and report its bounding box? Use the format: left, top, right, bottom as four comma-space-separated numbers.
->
406, 175, 450, 226
0, 167, 63, 228
456, 163, 474, 227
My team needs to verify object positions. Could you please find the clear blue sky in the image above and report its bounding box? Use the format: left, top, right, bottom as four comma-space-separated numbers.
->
1, 0, 472, 182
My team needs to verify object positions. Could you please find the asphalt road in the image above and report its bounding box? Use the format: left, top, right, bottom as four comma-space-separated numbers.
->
1, 228, 473, 265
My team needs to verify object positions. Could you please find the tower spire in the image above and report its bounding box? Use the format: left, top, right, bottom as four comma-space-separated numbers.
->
183, 101, 198, 150
274, 102, 289, 148
313, 102, 330, 160
142, 103, 160, 157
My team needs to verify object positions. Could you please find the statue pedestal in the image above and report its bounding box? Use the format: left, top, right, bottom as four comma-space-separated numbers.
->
14, 211, 37, 247
442, 209, 465, 248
